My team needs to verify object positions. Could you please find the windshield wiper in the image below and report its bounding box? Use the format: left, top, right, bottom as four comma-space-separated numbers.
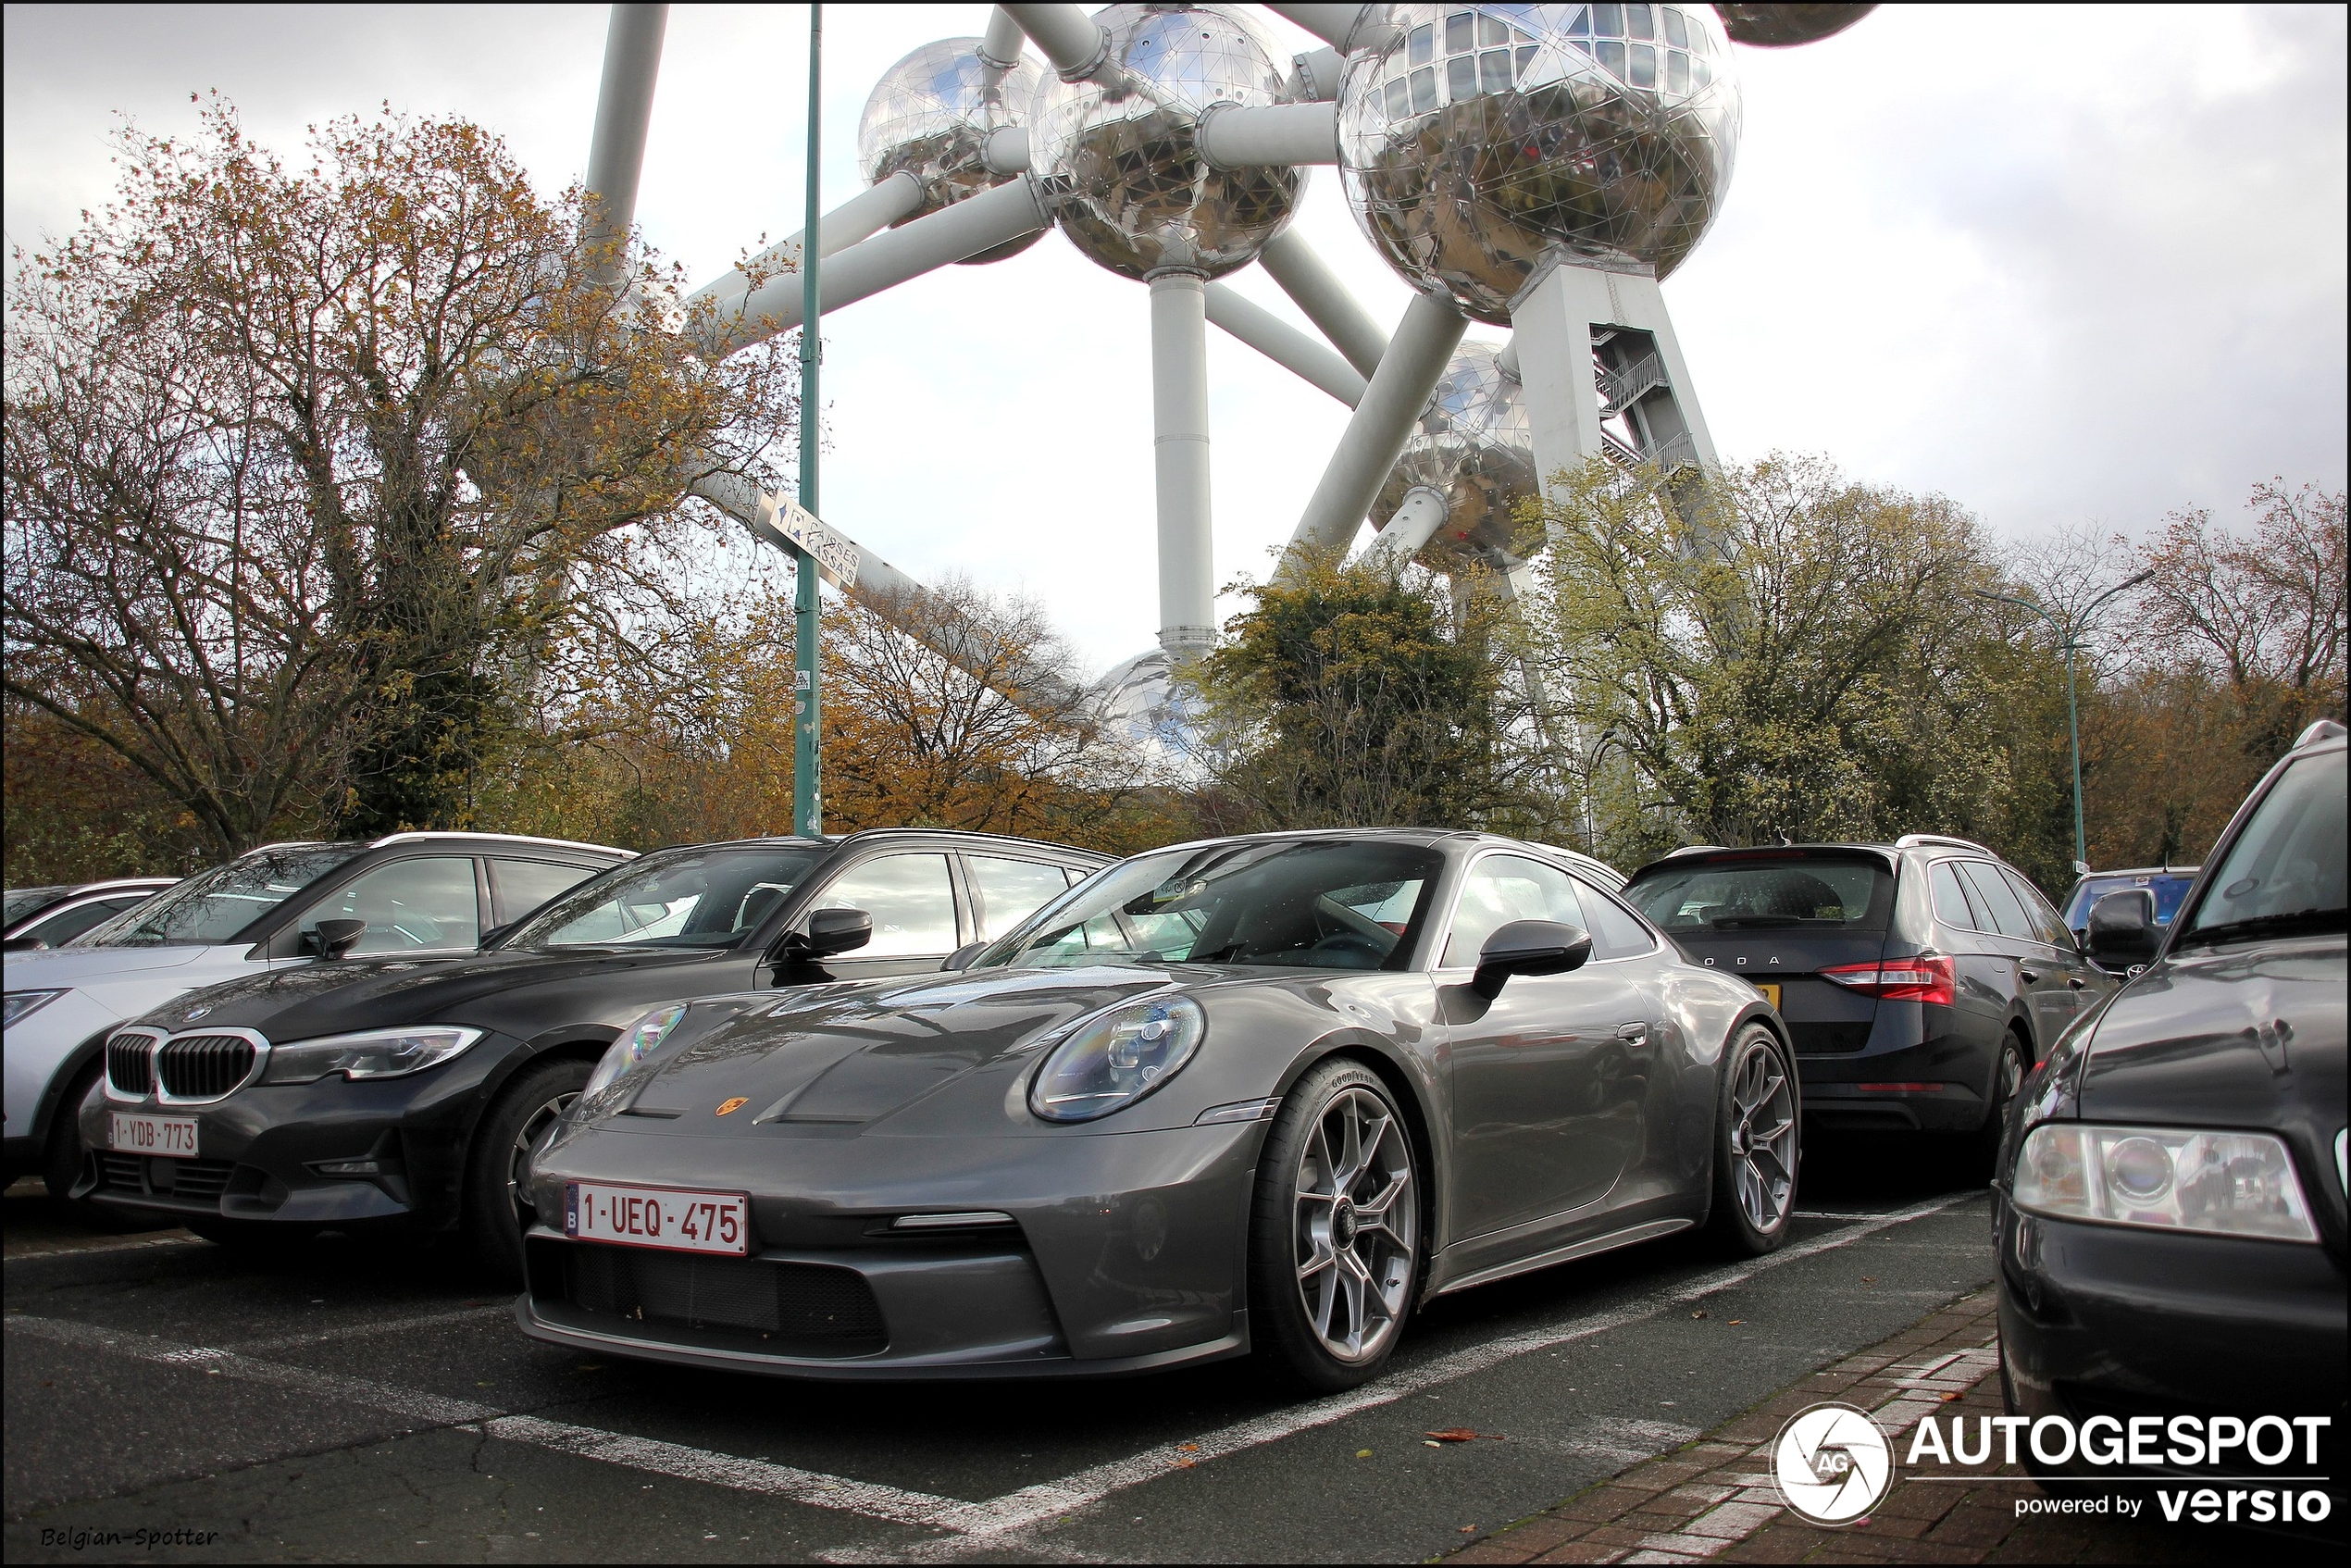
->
2173, 907, 2346, 948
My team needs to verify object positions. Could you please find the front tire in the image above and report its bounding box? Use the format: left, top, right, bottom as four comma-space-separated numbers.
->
465, 1057, 589, 1284
1710, 1024, 1797, 1255
1249, 1059, 1422, 1393
1972, 1035, 2029, 1180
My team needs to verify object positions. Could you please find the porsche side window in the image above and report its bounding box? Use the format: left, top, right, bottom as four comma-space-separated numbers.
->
1571, 877, 1657, 959
971, 856, 1074, 942
1442, 855, 1585, 968
300, 857, 480, 954
815, 854, 958, 958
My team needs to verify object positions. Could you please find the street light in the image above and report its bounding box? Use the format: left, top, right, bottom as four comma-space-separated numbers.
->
792, 2, 824, 839
1972, 569, 2154, 875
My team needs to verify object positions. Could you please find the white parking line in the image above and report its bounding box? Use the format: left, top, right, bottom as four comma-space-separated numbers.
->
230, 1301, 511, 1351
8, 1190, 1981, 1557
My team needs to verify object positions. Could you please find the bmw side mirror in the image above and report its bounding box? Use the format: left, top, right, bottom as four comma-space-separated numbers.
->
786, 906, 873, 960
304, 917, 367, 960
2085, 890, 2158, 970
944, 940, 989, 972
1472, 919, 1593, 1000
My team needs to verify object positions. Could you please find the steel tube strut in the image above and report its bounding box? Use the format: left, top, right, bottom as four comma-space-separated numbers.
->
1203, 283, 1364, 405
1198, 102, 1339, 168
1286, 291, 1467, 559
1264, 4, 1369, 46
1259, 229, 1389, 379
705, 178, 1050, 354
1151, 273, 1216, 656
1001, 3, 1108, 78
689, 171, 925, 307
1357, 485, 1449, 568
582, 3, 668, 282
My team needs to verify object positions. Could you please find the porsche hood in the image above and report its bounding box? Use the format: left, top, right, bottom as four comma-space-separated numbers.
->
614, 965, 1189, 1130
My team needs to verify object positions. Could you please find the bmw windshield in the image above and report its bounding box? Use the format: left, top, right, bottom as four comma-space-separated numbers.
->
70, 845, 362, 948
973, 840, 1443, 972
503, 847, 821, 951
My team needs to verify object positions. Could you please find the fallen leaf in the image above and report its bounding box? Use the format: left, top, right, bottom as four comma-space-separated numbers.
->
1691, 1310, 1708, 1319
1861, 1276, 1876, 1285
1356, 1449, 1374, 1459
1173, 1458, 1198, 1469
1424, 1428, 1505, 1442
1177, 1442, 1200, 1452
1728, 1320, 1744, 1325
1424, 1440, 1442, 1449
1940, 1391, 1962, 1402
1461, 1524, 1479, 1533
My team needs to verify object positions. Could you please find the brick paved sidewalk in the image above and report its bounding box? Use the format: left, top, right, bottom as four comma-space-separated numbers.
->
1442, 1289, 2233, 1565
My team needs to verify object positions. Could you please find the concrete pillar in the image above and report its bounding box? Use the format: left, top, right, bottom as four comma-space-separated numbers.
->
1151, 272, 1215, 656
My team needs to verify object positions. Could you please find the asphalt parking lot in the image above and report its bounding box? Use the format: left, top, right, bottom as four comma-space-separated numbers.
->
6, 1139, 1995, 1564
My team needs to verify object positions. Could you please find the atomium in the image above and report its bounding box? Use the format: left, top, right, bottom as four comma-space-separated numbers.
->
1712, 3, 1874, 47
1338, 2, 1742, 323
858, 37, 1046, 264
1371, 341, 1539, 570
1029, 3, 1306, 279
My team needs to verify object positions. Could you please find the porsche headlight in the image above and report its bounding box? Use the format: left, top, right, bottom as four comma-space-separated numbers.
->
4, 989, 68, 1028
2012, 1123, 2319, 1242
1030, 994, 1204, 1124
587, 1003, 688, 1096
260, 1026, 482, 1085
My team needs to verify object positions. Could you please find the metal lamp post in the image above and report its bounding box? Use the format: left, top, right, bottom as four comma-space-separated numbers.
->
1972, 570, 2154, 874
792, 2, 824, 839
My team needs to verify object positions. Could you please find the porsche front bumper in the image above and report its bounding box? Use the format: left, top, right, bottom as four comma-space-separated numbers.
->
516, 1116, 1266, 1379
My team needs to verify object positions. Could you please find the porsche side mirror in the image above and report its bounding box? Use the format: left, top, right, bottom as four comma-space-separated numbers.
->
944, 940, 988, 972
785, 906, 872, 960
304, 918, 367, 959
2085, 889, 2158, 969
1473, 919, 1592, 1000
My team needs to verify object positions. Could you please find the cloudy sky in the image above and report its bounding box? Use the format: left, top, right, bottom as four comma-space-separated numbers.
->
6, 4, 2345, 676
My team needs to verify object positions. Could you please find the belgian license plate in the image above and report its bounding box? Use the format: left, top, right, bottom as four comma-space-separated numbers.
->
110, 1113, 199, 1158
1758, 983, 1783, 1009
566, 1181, 748, 1256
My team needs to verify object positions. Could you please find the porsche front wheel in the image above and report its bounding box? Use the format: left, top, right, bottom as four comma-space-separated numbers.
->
1249, 1059, 1421, 1393
1710, 1024, 1797, 1255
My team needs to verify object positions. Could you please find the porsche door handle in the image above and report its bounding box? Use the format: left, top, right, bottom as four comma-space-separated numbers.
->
2020, 967, 2043, 983
2067, 977, 2088, 990
1617, 1023, 1648, 1046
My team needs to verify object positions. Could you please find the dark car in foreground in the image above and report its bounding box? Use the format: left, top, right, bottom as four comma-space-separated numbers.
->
82, 830, 1105, 1276
1622, 837, 2114, 1164
3, 877, 180, 951
1996, 719, 2346, 1517
516, 829, 1797, 1389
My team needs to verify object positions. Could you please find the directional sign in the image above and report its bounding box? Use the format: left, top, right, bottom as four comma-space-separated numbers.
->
754, 491, 860, 588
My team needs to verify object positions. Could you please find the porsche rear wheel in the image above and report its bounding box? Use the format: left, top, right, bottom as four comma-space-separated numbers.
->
1250, 1059, 1421, 1392
1710, 1024, 1797, 1255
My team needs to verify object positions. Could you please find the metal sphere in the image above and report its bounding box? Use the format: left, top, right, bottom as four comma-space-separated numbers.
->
1029, 4, 1305, 280
1372, 342, 1540, 570
1712, 4, 1874, 47
1338, 2, 1741, 324
857, 38, 1046, 265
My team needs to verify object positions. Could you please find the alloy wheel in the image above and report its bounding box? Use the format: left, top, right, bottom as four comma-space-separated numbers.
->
1726, 1039, 1797, 1234
507, 1090, 578, 1226
1291, 1085, 1417, 1363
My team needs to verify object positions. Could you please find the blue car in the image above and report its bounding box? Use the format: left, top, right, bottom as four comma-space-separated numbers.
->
2061, 866, 2197, 955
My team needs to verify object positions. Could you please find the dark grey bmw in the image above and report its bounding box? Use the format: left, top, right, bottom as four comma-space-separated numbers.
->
517, 829, 1798, 1390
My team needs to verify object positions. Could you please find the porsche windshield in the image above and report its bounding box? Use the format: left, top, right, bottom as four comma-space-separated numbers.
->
72, 845, 362, 948
976, 840, 1443, 971
504, 847, 821, 950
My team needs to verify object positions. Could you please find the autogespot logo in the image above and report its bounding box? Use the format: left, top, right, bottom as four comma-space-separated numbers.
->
1774, 1402, 1895, 1524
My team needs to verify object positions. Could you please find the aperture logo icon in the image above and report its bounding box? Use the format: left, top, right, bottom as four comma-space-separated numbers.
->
1774, 1402, 1894, 1524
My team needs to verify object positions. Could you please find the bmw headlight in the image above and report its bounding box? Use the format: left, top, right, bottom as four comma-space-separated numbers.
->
1030, 994, 1204, 1124
587, 1003, 688, 1096
2012, 1123, 2319, 1242
3, 989, 68, 1028
260, 1026, 482, 1084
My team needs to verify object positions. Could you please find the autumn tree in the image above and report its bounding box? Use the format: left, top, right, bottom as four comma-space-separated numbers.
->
2, 96, 797, 859
1188, 552, 1548, 835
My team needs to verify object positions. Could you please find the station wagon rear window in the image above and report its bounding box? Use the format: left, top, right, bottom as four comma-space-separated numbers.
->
1625, 855, 1896, 933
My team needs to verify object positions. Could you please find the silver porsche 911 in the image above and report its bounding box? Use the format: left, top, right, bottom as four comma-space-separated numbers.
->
516, 830, 1797, 1390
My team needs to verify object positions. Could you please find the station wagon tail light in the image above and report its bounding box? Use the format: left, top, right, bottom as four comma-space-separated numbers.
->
2012, 1124, 2319, 1243
1818, 954, 1955, 1006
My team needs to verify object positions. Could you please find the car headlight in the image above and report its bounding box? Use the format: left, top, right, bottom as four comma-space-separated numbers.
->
2012, 1123, 2319, 1242
259, 1026, 483, 1085
587, 1003, 688, 1097
3, 989, 68, 1028
1030, 994, 1204, 1124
